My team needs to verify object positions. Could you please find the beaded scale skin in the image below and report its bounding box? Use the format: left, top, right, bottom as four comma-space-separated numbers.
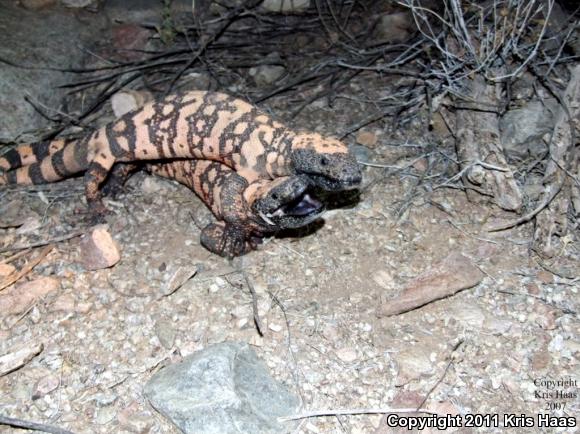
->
0, 91, 362, 257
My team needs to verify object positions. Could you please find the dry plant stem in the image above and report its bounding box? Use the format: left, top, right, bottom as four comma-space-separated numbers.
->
0, 245, 53, 291
242, 271, 264, 336
166, 0, 265, 92
0, 415, 75, 434
0, 249, 32, 264
531, 64, 580, 256
455, 73, 522, 211
0, 230, 85, 253
489, 65, 580, 238
417, 339, 464, 411
280, 407, 439, 422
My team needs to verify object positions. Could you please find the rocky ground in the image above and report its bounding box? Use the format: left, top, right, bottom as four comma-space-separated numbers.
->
1, 1, 579, 434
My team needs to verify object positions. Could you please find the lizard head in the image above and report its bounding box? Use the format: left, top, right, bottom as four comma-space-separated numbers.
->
248, 175, 323, 229
290, 133, 362, 191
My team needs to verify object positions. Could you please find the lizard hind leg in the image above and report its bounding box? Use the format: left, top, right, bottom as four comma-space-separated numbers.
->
200, 221, 257, 258
102, 163, 139, 198
84, 156, 116, 219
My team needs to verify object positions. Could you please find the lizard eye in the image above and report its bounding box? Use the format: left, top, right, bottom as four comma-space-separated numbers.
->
320, 156, 329, 166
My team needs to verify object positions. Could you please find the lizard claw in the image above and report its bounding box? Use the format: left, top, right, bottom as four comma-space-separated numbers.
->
200, 222, 256, 258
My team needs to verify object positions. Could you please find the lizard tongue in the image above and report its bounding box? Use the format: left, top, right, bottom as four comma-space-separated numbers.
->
284, 193, 322, 216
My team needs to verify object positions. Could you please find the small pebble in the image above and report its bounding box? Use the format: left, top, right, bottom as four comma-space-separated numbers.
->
336, 348, 358, 363
268, 323, 283, 333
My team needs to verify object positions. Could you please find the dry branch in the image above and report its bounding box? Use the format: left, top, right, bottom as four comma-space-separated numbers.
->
0, 414, 75, 434
532, 64, 580, 256
0, 245, 53, 292
455, 74, 523, 211
489, 64, 580, 245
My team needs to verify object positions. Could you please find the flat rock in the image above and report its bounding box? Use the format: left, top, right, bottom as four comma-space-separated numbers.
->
0, 276, 60, 316
145, 342, 300, 434
79, 225, 121, 270
155, 319, 176, 349
0, 343, 44, 377
394, 344, 435, 385
0, 263, 16, 277
0, 200, 38, 229
448, 303, 486, 329
31, 374, 60, 399
60, 0, 100, 9
378, 252, 484, 317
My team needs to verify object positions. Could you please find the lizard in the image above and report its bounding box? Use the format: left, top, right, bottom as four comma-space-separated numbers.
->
145, 159, 322, 257
0, 91, 362, 217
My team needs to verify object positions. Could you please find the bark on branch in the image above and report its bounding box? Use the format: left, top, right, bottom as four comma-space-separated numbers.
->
532, 65, 580, 257
455, 74, 523, 212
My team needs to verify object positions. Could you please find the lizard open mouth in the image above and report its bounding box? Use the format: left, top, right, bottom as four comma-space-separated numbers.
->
258, 191, 323, 228
252, 175, 325, 229
271, 192, 322, 218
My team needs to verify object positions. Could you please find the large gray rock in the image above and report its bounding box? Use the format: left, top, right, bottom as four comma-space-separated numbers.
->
144, 342, 300, 434
499, 99, 558, 159
0, 3, 107, 141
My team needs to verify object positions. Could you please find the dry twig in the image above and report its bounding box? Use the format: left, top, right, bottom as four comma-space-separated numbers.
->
0, 414, 75, 434
0, 245, 53, 292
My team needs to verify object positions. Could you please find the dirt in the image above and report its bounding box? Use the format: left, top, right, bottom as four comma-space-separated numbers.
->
1, 3, 579, 434
1, 104, 578, 433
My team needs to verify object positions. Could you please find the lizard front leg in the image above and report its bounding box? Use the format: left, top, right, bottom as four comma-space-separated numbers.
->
148, 159, 323, 257
200, 221, 257, 258
148, 160, 263, 257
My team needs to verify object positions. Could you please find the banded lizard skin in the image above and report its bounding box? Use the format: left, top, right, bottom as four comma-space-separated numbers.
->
0, 91, 362, 217
147, 160, 322, 257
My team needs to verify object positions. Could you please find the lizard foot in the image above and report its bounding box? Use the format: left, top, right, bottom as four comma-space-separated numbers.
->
200, 222, 257, 258
87, 201, 111, 225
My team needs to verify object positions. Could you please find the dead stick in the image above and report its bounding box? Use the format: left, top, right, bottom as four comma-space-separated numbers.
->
279, 407, 439, 422
417, 340, 464, 411
242, 271, 264, 336
0, 245, 53, 292
487, 183, 562, 232
166, 0, 264, 93
0, 415, 75, 434
0, 249, 32, 265
0, 230, 85, 253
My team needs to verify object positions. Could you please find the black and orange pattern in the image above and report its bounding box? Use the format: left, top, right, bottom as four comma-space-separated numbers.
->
149, 160, 321, 257
0, 91, 361, 256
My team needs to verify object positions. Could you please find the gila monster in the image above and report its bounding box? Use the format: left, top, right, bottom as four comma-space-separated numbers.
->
0, 91, 361, 217
147, 160, 322, 257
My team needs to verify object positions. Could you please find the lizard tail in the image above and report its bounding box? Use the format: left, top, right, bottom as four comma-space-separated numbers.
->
0, 138, 88, 185
0, 138, 72, 171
